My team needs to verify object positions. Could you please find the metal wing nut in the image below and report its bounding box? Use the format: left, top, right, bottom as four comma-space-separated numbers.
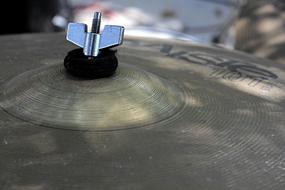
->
66, 13, 124, 57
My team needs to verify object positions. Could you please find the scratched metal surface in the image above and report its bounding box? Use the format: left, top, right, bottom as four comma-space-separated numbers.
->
0, 33, 284, 190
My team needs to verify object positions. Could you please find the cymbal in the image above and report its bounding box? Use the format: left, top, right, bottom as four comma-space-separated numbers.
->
0, 33, 284, 190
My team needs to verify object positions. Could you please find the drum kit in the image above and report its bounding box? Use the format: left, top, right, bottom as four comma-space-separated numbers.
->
0, 12, 284, 190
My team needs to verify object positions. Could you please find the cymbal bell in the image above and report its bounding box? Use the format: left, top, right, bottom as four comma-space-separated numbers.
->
0, 33, 284, 190
1, 63, 185, 131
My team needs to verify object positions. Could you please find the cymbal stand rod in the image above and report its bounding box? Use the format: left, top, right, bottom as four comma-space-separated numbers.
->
91, 12, 101, 34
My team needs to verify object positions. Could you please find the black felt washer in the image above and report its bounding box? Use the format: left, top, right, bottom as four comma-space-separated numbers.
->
64, 48, 118, 79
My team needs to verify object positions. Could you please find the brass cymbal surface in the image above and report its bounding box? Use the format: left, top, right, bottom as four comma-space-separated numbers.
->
0, 33, 284, 190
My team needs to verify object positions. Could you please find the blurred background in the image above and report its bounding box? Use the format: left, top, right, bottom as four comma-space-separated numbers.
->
2, 0, 284, 64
